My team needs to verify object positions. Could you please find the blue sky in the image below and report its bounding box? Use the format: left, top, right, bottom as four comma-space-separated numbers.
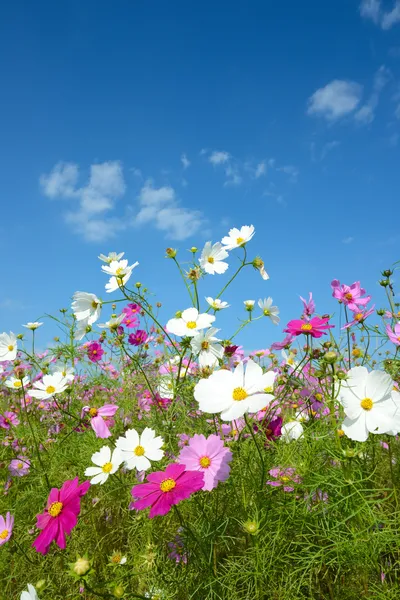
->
0, 0, 399, 351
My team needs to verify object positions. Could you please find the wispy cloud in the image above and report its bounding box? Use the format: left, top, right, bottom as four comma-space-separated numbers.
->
342, 236, 355, 244
181, 153, 191, 169
354, 66, 390, 124
0, 298, 29, 311
208, 151, 230, 165
360, 0, 400, 29
311, 140, 341, 162
307, 80, 363, 121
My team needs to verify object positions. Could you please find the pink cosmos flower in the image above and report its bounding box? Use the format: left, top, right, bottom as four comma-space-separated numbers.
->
331, 280, 371, 311
128, 330, 148, 346
300, 292, 315, 318
130, 463, 204, 518
342, 305, 375, 329
32, 477, 90, 554
121, 306, 140, 329
284, 316, 334, 338
178, 434, 232, 491
83, 404, 118, 438
9, 456, 30, 477
87, 341, 104, 363
386, 322, 400, 346
270, 334, 295, 350
266, 467, 301, 492
0, 411, 19, 430
0, 512, 14, 545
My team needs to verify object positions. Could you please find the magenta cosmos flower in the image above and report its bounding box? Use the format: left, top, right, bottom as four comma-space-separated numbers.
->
0, 411, 19, 430
342, 305, 375, 329
121, 306, 140, 329
32, 477, 90, 554
83, 403, 118, 438
284, 316, 334, 338
178, 434, 232, 491
0, 512, 14, 545
87, 341, 104, 363
299, 292, 315, 318
128, 329, 148, 346
331, 280, 371, 311
266, 467, 301, 493
130, 463, 204, 518
386, 322, 400, 346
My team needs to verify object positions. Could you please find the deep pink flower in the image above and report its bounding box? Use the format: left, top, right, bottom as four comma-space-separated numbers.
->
128, 330, 148, 346
121, 306, 140, 329
266, 467, 301, 492
300, 292, 315, 319
130, 463, 204, 518
284, 316, 334, 338
0, 512, 14, 545
178, 434, 232, 491
87, 341, 104, 363
270, 334, 295, 350
83, 404, 118, 438
331, 280, 371, 311
386, 322, 400, 346
261, 416, 282, 443
128, 303, 141, 313
342, 305, 375, 329
32, 477, 90, 554
0, 411, 19, 430
9, 456, 30, 477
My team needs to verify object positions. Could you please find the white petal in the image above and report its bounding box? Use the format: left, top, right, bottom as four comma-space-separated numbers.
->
342, 414, 369, 442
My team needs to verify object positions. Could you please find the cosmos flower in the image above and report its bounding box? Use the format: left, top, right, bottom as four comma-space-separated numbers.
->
20, 584, 40, 600
128, 330, 148, 346
258, 298, 280, 325
0, 411, 19, 429
83, 404, 118, 438
299, 293, 315, 318
178, 434, 232, 491
130, 463, 204, 518
9, 457, 30, 477
98, 251, 125, 264
270, 334, 295, 350
243, 300, 255, 311
190, 328, 224, 368
284, 316, 334, 338
386, 322, 400, 346
342, 306, 375, 329
84, 446, 123, 485
199, 242, 229, 275
22, 322, 43, 330
0, 332, 17, 362
4, 375, 30, 391
0, 511, 14, 545
87, 341, 104, 363
281, 420, 304, 442
116, 427, 164, 471
166, 308, 215, 337
266, 467, 301, 492
205, 297, 230, 311
221, 225, 255, 250
32, 477, 90, 554
102, 259, 139, 293
121, 305, 140, 329
51, 362, 75, 383
29, 373, 69, 400
252, 257, 269, 280
97, 315, 124, 331
331, 280, 371, 311
72, 292, 102, 324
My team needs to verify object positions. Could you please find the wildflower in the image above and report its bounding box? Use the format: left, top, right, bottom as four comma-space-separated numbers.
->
342, 305, 375, 329
29, 372, 69, 400
74, 320, 92, 341
72, 292, 102, 324
205, 297, 230, 311
244, 300, 255, 311
266, 467, 301, 492
166, 308, 215, 337
199, 242, 229, 275
0, 411, 19, 429
252, 257, 269, 280
221, 225, 255, 250
178, 434, 232, 491
32, 477, 90, 554
331, 280, 371, 311
0, 512, 14, 545
130, 463, 204, 518
87, 341, 104, 363
338, 366, 397, 442
84, 446, 123, 485
121, 305, 140, 329
262, 416, 282, 442
284, 316, 334, 338
0, 332, 17, 362
270, 334, 295, 350
157, 375, 175, 399
98, 251, 125, 263
194, 359, 276, 421
20, 584, 40, 600
9, 457, 30, 477
72, 556, 91, 575
128, 330, 148, 346
168, 531, 188, 563
109, 551, 127, 565
52, 362, 74, 383
5, 375, 30, 390
258, 298, 280, 325
116, 427, 164, 471
22, 322, 43, 330
190, 328, 224, 368
102, 259, 139, 293
386, 322, 400, 346
97, 314, 124, 331
83, 403, 118, 438
281, 350, 298, 370
281, 420, 304, 442
299, 293, 315, 318
242, 520, 259, 535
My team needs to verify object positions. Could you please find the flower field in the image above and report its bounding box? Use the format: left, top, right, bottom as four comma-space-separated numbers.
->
1, 226, 400, 599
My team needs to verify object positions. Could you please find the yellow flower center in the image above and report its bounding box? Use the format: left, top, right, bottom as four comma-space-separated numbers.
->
315, 393, 322, 401
111, 553, 122, 564
48, 501, 63, 517
199, 456, 211, 468
13, 381, 22, 388
160, 478, 176, 492
102, 462, 113, 473
186, 321, 197, 329
264, 386, 273, 393
360, 397, 373, 411
7, 345, 14, 352
0, 529, 9, 540
89, 407, 98, 417
232, 387, 248, 401
236, 237, 245, 245
280, 476, 290, 483
337, 429, 345, 437
46, 385, 56, 394
301, 323, 312, 331
116, 267, 124, 276
207, 257, 215, 264
201, 341, 209, 350
263, 309, 270, 316
134, 445, 145, 456
91, 301, 99, 309
352, 349, 362, 358
17, 462, 23, 469
345, 293, 353, 301
355, 313, 363, 321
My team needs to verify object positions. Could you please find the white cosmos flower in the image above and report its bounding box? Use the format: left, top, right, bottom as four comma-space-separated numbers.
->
22, 322, 43, 330
157, 375, 175, 399
166, 308, 215, 337
84, 446, 123, 485
190, 327, 224, 368
194, 359, 276, 421
199, 242, 229, 275
0, 332, 17, 362
98, 251, 125, 264
20, 584, 40, 600
72, 292, 102, 324
5, 376, 30, 390
258, 298, 280, 325
102, 259, 139, 293
98, 314, 125, 330
386, 390, 400, 436
74, 320, 92, 341
254, 259, 269, 280
52, 362, 75, 383
115, 427, 164, 471
281, 420, 304, 442
205, 297, 230, 311
281, 350, 298, 370
338, 366, 397, 442
221, 225, 255, 250
244, 300, 255, 310
29, 372, 69, 400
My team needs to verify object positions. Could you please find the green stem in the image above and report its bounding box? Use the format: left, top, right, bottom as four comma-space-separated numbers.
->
21, 383, 51, 490
244, 414, 265, 490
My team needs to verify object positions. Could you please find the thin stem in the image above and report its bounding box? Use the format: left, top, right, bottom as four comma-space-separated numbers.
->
244, 414, 265, 490
21, 383, 51, 490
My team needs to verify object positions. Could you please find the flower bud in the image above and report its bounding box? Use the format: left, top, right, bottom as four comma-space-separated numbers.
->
175, 311, 183, 318
382, 269, 393, 277
16, 334, 24, 340
379, 279, 390, 287
36, 580, 46, 590
73, 556, 90, 576
336, 370, 347, 380
243, 520, 259, 535
53, 337, 60, 342
135, 282, 142, 289
190, 246, 198, 253
377, 309, 385, 316
113, 585, 125, 598
324, 351, 338, 364
165, 247, 177, 258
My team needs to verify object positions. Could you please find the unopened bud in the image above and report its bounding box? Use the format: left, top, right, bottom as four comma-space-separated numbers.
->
16, 334, 24, 340
190, 246, 198, 253
135, 282, 142, 289
336, 370, 347, 380
377, 309, 385, 316
243, 520, 259, 535
165, 247, 177, 258
73, 556, 90, 576
113, 585, 125, 598
382, 269, 393, 278
324, 351, 338, 364
379, 279, 390, 287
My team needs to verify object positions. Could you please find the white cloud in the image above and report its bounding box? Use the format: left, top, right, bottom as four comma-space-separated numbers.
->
360, 0, 381, 22
224, 165, 242, 186
39, 162, 79, 199
382, 1, 400, 28
342, 236, 355, 244
209, 151, 230, 165
360, 0, 400, 29
307, 80, 363, 121
354, 65, 390, 124
181, 153, 191, 169
135, 180, 204, 240
276, 165, 299, 181
255, 162, 266, 178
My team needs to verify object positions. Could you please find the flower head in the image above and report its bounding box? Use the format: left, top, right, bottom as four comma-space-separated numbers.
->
205, 297, 230, 311
386, 322, 400, 346
258, 298, 279, 325
102, 259, 139, 293
342, 306, 375, 329
87, 341, 104, 363
166, 308, 215, 337
22, 322, 43, 331
284, 316, 334, 338
9, 456, 30, 477
0, 512, 14, 545
0, 411, 19, 429
72, 292, 102, 324
83, 403, 118, 438
20, 584, 40, 600
128, 330, 148, 346
199, 242, 229, 275
190, 328, 224, 368
281, 420, 304, 442
331, 280, 371, 311
299, 293, 315, 318
178, 434, 232, 491
0, 332, 17, 362
121, 305, 140, 329
98, 251, 125, 264
85, 446, 122, 485
29, 372, 69, 400
116, 427, 164, 471
221, 225, 255, 250
5, 375, 30, 391
266, 467, 301, 492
